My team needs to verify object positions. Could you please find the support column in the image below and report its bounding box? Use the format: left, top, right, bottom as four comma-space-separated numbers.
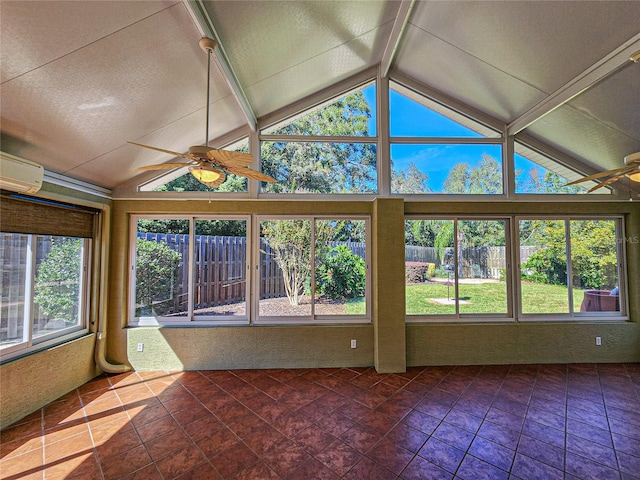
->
372, 197, 406, 373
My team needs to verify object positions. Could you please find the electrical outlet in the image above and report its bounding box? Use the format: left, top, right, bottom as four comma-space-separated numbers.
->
350, 339, 357, 349
137, 342, 144, 352
595, 337, 602, 346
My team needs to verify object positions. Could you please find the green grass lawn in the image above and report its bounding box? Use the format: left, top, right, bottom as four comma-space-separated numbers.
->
343, 281, 585, 315
406, 281, 584, 315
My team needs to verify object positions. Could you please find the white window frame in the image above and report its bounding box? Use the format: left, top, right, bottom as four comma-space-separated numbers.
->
404, 216, 514, 323
129, 215, 252, 326
515, 215, 628, 321
253, 215, 371, 325
0, 234, 90, 362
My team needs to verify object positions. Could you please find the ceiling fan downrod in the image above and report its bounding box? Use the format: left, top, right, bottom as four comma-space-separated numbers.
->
199, 37, 217, 149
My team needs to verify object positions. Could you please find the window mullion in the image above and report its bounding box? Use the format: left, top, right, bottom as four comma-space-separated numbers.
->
24, 235, 36, 345
565, 219, 575, 314
188, 219, 195, 321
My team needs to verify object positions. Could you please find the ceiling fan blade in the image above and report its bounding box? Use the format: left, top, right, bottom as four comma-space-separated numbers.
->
137, 163, 193, 171
585, 172, 629, 193
226, 166, 277, 182
207, 149, 253, 167
565, 165, 633, 185
128, 141, 197, 162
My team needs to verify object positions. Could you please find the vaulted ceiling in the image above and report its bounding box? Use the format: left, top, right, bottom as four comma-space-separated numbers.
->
1, 1, 639, 193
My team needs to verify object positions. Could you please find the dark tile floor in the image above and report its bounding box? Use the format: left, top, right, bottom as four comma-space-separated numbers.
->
1, 363, 639, 479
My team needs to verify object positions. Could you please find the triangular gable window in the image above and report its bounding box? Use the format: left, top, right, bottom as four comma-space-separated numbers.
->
390, 83, 500, 138
514, 142, 608, 194
262, 83, 376, 137
138, 139, 250, 192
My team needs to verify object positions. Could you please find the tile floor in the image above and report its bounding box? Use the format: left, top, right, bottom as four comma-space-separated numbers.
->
1, 363, 639, 479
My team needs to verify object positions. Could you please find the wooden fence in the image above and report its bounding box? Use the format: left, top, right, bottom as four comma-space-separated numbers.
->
136, 234, 538, 310
137, 233, 366, 309
405, 245, 537, 279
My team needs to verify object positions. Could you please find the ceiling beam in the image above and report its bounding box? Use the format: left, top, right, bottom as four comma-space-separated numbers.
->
380, 0, 415, 78
183, 0, 257, 132
507, 33, 640, 135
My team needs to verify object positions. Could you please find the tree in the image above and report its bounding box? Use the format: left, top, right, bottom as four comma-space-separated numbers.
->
518, 169, 585, 194
261, 220, 313, 306
261, 91, 377, 193
443, 154, 502, 194
391, 162, 431, 193
34, 238, 82, 323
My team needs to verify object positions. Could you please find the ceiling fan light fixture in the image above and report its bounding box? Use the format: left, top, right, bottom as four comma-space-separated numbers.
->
625, 152, 640, 182
189, 166, 224, 187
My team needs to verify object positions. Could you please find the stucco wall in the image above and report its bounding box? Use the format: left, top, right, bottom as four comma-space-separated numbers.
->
0, 334, 98, 428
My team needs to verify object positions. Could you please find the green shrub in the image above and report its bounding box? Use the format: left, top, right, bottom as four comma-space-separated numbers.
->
316, 245, 366, 299
405, 262, 436, 283
34, 238, 82, 323
135, 238, 182, 315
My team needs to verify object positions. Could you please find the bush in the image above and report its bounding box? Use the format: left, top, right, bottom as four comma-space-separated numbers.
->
316, 245, 366, 299
405, 262, 436, 283
521, 249, 566, 285
135, 238, 182, 315
34, 238, 82, 323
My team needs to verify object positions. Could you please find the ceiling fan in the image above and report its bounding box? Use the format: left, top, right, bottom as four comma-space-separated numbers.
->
129, 37, 276, 188
565, 151, 640, 193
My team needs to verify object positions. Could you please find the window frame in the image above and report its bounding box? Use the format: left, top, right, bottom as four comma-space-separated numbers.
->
404, 215, 514, 323
253, 215, 371, 325
515, 215, 628, 321
129, 214, 252, 326
0, 233, 91, 362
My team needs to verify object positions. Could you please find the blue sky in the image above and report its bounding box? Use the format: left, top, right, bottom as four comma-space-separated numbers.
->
361, 84, 552, 192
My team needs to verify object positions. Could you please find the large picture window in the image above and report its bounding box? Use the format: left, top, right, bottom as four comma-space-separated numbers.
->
257, 217, 369, 323
131, 216, 249, 324
518, 217, 625, 317
404, 218, 510, 320
131, 215, 369, 325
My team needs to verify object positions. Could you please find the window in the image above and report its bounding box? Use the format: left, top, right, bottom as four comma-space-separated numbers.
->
1, 234, 90, 359
131, 216, 250, 325
390, 82, 504, 195
131, 215, 369, 325
405, 218, 510, 320
514, 142, 609, 194
260, 84, 378, 194
518, 217, 625, 317
1, 195, 95, 361
257, 217, 369, 323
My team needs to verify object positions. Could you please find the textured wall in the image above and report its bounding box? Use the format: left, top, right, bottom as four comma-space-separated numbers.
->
126, 325, 373, 371
407, 322, 640, 366
0, 335, 98, 428
373, 198, 407, 372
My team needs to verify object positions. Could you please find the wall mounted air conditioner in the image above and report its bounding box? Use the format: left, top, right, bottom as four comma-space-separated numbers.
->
0, 152, 44, 194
